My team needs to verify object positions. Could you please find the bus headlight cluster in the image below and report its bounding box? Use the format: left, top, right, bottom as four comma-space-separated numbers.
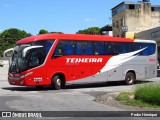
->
20, 72, 33, 79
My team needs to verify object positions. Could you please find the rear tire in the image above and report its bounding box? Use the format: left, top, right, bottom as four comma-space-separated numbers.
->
125, 72, 135, 85
52, 75, 64, 90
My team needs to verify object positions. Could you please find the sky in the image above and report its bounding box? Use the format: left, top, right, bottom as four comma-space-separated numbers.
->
0, 0, 160, 35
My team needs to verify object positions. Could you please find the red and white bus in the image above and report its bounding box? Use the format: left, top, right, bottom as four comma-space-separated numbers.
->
8, 34, 157, 89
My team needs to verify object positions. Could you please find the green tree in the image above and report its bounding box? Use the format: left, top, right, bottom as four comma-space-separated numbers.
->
76, 27, 101, 35
38, 29, 49, 34
0, 28, 32, 57
0, 28, 32, 44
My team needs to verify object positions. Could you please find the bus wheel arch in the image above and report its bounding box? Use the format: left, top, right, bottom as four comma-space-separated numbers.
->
51, 73, 66, 90
125, 70, 136, 85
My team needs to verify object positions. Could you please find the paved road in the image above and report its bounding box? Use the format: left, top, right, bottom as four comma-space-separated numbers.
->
0, 65, 8, 80
0, 65, 159, 120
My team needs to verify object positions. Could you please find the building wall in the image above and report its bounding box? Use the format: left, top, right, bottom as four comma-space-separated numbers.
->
112, 2, 160, 37
126, 3, 152, 32
112, 11, 125, 37
151, 11, 160, 27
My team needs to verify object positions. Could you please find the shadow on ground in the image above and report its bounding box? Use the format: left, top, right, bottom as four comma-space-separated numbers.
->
1, 80, 153, 92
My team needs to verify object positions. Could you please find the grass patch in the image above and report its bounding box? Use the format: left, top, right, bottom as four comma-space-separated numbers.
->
135, 82, 160, 106
116, 92, 160, 108
116, 92, 133, 101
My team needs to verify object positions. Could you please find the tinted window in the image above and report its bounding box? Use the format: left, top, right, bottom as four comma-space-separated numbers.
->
54, 40, 75, 56
104, 42, 156, 56
139, 43, 156, 56
76, 41, 93, 55
104, 42, 112, 55
111, 42, 122, 55
28, 40, 54, 68
104, 42, 122, 55
125, 43, 135, 53
53, 40, 156, 56
93, 42, 104, 55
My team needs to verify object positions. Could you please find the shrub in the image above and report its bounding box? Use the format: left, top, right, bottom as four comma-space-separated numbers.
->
116, 92, 132, 101
135, 82, 160, 106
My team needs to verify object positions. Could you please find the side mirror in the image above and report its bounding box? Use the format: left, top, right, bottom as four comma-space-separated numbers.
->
22, 46, 43, 57
3, 48, 14, 58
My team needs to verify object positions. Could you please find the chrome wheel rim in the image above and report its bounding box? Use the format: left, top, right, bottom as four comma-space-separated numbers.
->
127, 75, 133, 84
57, 79, 61, 87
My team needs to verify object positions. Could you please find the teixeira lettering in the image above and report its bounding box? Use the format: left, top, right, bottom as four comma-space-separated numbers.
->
66, 58, 103, 63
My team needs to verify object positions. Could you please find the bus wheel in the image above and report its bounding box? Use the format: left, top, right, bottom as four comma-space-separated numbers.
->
125, 72, 135, 85
52, 75, 62, 90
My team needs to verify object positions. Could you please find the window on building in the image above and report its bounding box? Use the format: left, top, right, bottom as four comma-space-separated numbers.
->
120, 18, 124, 27
129, 4, 135, 9
116, 21, 119, 28
151, 7, 160, 12
113, 22, 115, 27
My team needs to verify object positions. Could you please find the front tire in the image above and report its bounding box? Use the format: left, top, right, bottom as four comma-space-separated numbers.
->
125, 72, 135, 85
52, 75, 63, 90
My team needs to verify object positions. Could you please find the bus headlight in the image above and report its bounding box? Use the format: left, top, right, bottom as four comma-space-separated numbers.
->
20, 72, 33, 79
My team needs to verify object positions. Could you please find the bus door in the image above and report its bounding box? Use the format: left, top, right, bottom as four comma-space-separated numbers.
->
26, 47, 45, 85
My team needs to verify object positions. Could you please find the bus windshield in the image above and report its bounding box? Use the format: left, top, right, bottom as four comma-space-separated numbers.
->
9, 40, 54, 73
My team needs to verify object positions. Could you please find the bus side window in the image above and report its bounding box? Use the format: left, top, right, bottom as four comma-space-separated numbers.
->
134, 43, 141, 51
141, 44, 148, 55
86, 42, 93, 55
148, 43, 155, 55
141, 43, 156, 56
104, 42, 112, 55
75, 41, 93, 55
53, 41, 64, 56
121, 43, 127, 54
76, 42, 83, 55
126, 43, 134, 53
64, 43, 74, 55
111, 42, 121, 55
94, 42, 104, 55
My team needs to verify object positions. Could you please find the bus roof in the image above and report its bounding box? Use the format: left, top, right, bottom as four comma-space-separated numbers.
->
16, 34, 135, 44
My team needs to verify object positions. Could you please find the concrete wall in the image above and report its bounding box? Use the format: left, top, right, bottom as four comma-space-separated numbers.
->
112, 11, 125, 37
112, 2, 160, 37
151, 11, 160, 28
126, 4, 152, 32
